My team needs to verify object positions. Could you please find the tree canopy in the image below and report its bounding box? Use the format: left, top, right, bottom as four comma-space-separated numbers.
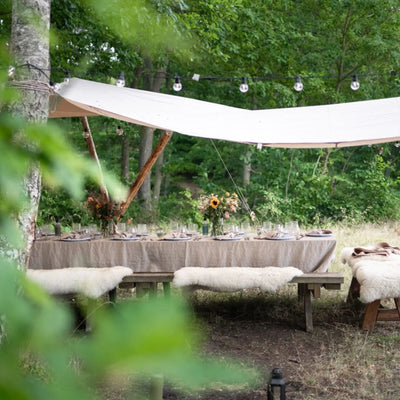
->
35, 0, 400, 227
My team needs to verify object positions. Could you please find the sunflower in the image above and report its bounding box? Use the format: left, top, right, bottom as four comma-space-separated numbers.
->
210, 197, 220, 209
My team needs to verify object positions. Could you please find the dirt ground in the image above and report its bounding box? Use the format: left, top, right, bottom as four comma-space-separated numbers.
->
155, 289, 400, 400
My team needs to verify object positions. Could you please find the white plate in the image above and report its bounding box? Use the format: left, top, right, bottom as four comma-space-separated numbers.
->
60, 237, 91, 242
305, 233, 333, 237
265, 236, 295, 241
163, 237, 191, 241
214, 236, 242, 241
112, 237, 139, 241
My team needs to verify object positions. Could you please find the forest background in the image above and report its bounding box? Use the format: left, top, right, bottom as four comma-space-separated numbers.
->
4, 0, 400, 229
2, 1, 400, 399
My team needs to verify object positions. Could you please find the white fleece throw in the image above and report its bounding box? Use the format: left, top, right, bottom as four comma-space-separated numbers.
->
26, 267, 132, 298
173, 267, 303, 293
341, 247, 400, 303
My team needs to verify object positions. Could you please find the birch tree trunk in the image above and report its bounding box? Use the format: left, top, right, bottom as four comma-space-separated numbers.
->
242, 151, 252, 186
10, 0, 50, 268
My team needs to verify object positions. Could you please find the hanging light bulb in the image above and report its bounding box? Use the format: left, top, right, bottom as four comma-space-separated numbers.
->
239, 77, 249, 93
350, 74, 360, 91
8, 65, 15, 78
64, 70, 70, 83
116, 71, 125, 87
293, 75, 303, 92
82, 129, 90, 139
173, 75, 182, 91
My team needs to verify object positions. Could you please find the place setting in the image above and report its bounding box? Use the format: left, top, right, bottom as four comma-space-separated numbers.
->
60, 233, 92, 242
255, 222, 299, 241
162, 224, 192, 241
304, 229, 333, 237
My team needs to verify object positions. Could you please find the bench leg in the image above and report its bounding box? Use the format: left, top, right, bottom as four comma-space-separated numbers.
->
298, 283, 314, 333
362, 300, 380, 330
108, 287, 117, 304
304, 289, 313, 333
163, 282, 171, 298
136, 283, 147, 298
149, 282, 158, 298
347, 277, 361, 303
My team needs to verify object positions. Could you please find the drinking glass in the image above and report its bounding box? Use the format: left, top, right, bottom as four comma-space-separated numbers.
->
117, 222, 126, 233
285, 221, 300, 236
137, 224, 147, 235
72, 223, 81, 232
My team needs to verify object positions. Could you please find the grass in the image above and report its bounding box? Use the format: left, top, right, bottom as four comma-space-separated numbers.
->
181, 222, 400, 400
22, 222, 400, 399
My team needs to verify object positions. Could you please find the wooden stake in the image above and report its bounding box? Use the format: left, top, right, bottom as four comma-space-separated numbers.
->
81, 116, 109, 203
118, 131, 173, 218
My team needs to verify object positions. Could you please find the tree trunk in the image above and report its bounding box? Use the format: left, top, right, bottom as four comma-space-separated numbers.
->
138, 126, 154, 209
10, 0, 50, 268
121, 130, 130, 181
153, 139, 165, 201
137, 57, 168, 209
242, 151, 252, 186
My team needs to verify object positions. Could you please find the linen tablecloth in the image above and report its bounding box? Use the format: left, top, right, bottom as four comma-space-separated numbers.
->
29, 236, 336, 273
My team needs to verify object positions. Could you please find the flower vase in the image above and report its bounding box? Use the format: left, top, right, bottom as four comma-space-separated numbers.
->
210, 217, 224, 237
101, 220, 114, 238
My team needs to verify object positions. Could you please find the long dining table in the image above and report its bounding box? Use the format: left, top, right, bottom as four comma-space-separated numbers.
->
28, 235, 337, 273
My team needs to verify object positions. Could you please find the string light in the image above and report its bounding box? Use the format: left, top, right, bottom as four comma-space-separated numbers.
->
64, 70, 70, 83
293, 75, 303, 92
5, 64, 397, 95
116, 71, 125, 87
239, 77, 249, 93
350, 74, 360, 91
173, 75, 182, 92
8, 66, 15, 78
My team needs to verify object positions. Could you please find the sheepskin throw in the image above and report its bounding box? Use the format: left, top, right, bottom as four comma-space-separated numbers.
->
340, 246, 400, 303
26, 267, 132, 298
173, 266, 303, 293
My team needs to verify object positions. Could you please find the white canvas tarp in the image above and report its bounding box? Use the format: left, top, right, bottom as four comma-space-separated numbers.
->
49, 78, 400, 148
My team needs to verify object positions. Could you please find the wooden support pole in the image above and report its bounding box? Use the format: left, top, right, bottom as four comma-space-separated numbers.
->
81, 116, 110, 203
118, 130, 173, 218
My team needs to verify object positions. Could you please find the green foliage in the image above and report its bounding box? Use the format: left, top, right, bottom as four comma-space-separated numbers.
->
0, 264, 256, 399
44, 0, 400, 230
1, 3, 260, 397
158, 189, 202, 227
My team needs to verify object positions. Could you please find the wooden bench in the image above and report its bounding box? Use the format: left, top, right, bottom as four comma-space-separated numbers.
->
347, 276, 400, 330
114, 272, 344, 333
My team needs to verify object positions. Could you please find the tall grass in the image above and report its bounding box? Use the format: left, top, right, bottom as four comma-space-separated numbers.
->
183, 222, 400, 400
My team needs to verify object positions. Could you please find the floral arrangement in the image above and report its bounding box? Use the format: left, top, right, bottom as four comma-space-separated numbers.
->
199, 191, 240, 236
86, 196, 121, 233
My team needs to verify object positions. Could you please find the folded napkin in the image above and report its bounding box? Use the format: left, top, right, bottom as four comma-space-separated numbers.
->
62, 233, 89, 240
255, 232, 291, 240
115, 232, 137, 238
218, 232, 242, 239
352, 242, 400, 257
169, 232, 189, 238
306, 229, 332, 235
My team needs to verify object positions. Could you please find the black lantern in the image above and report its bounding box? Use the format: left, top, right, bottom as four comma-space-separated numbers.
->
267, 368, 286, 400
